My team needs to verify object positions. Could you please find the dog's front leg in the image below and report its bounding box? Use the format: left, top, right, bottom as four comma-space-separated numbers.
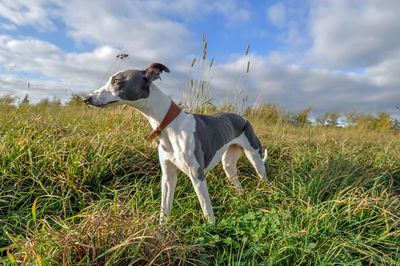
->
159, 159, 178, 224
189, 170, 216, 225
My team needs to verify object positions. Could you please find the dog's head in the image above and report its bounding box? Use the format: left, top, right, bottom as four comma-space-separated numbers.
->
83, 63, 169, 107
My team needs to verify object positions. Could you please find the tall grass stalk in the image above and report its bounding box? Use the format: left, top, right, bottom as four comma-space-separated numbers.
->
183, 32, 214, 114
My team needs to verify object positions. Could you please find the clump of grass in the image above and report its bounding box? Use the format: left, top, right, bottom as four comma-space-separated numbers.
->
5, 199, 205, 265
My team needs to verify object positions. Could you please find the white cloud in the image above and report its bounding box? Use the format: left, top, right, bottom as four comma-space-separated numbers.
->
206, 54, 400, 114
0, 35, 119, 91
210, 0, 250, 24
62, 2, 191, 54
267, 2, 309, 46
0, 23, 17, 31
365, 47, 400, 86
308, 0, 400, 69
267, 2, 286, 28
136, 0, 250, 24
0, 0, 57, 30
0, 35, 61, 59
0, 73, 72, 102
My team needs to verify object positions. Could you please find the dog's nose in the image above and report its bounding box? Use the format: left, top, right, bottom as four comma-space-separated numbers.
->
83, 95, 92, 104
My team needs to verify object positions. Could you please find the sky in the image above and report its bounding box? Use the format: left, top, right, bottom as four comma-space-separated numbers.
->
0, 0, 399, 116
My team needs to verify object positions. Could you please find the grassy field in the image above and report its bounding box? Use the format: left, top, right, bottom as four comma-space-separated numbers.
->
1, 102, 399, 265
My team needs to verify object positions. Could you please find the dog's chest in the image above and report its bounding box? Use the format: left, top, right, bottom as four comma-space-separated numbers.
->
159, 114, 200, 175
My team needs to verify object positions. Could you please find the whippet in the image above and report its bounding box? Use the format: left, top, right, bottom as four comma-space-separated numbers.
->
84, 63, 268, 224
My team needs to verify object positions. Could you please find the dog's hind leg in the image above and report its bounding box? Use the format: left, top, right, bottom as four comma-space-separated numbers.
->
241, 122, 268, 183
222, 144, 244, 193
243, 145, 268, 183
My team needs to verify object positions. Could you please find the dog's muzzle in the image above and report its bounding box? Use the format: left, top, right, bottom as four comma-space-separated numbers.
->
83, 95, 92, 104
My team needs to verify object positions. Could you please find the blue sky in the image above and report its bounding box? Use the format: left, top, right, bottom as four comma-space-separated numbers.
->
0, 0, 399, 116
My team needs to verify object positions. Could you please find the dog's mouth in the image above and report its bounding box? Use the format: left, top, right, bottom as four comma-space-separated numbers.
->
86, 100, 119, 108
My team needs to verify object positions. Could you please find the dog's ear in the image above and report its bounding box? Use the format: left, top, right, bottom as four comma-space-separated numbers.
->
145, 63, 170, 81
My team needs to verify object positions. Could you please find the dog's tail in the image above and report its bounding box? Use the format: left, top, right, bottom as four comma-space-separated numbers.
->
262, 149, 268, 164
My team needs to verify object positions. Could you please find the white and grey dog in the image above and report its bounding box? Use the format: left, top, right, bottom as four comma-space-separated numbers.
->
84, 63, 268, 224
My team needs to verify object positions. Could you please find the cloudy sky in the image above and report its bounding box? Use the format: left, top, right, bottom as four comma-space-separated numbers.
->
0, 0, 399, 116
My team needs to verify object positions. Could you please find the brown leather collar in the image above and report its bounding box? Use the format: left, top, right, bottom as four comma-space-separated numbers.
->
146, 101, 182, 142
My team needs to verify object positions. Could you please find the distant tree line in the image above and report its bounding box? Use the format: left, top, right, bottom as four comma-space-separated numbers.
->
244, 104, 399, 131
1, 93, 399, 131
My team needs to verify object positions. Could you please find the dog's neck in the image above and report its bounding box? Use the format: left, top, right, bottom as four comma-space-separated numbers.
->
127, 83, 174, 130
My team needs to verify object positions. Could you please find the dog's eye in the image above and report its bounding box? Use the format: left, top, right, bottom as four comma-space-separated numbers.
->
113, 79, 120, 84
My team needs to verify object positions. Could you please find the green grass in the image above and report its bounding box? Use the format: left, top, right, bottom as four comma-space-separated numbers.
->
1, 103, 399, 265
